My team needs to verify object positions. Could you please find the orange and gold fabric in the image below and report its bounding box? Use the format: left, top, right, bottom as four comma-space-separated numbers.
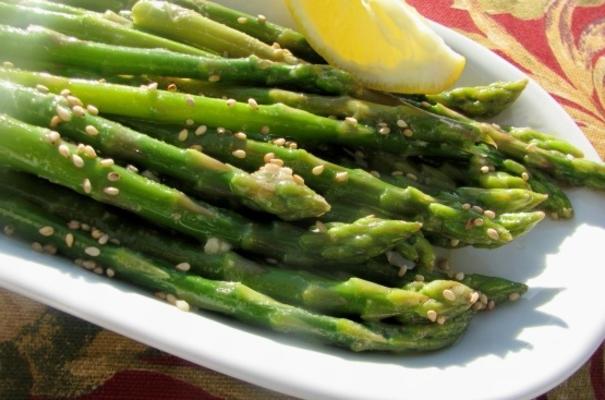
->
1, 1, 604, 399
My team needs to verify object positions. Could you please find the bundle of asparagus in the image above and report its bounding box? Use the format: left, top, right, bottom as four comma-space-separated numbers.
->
0, 0, 602, 352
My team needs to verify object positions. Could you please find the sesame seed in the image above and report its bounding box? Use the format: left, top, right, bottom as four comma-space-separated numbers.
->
185, 95, 195, 106
56, 105, 72, 121
67, 220, 80, 230
312, 165, 325, 175
455, 272, 465, 281
370, 170, 381, 178
293, 174, 305, 185
314, 221, 327, 233
403, 129, 414, 137
106, 268, 115, 278
469, 292, 480, 304
217, 127, 226, 134
60, 89, 71, 97
232, 149, 246, 159
226, 98, 236, 107
77, 143, 86, 154
480, 293, 488, 304
85, 246, 101, 257
487, 300, 496, 310
72, 154, 85, 168
234, 132, 247, 140
81, 178, 91, 194
427, 310, 438, 322
474, 218, 484, 226
50, 115, 62, 128
45, 130, 61, 144
93, 267, 104, 275
391, 170, 403, 176
472, 205, 484, 213
473, 302, 485, 311
486, 228, 499, 240
100, 158, 114, 167
443, 289, 456, 301
126, 164, 139, 173
521, 172, 530, 181
462, 203, 471, 210
334, 171, 349, 182
98, 234, 109, 245
36, 84, 49, 93
71, 105, 86, 117
237, 16, 248, 24
378, 126, 391, 135
288, 142, 298, 149
107, 172, 120, 182
3, 225, 14, 236
437, 316, 447, 325
480, 165, 490, 174
484, 210, 496, 219
167, 83, 177, 91
415, 274, 425, 282
155, 292, 167, 300
396, 119, 408, 128
269, 158, 284, 167
525, 143, 537, 152
176, 262, 191, 272
184, 119, 194, 126
43, 244, 57, 255
263, 152, 275, 163
406, 173, 418, 181
508, 292, 521, 301
65, 233, 74, 248
450, 238, 460, 247
66, 95, 83, 107
247, 98, 258, 109
397, 266, 407, 277
86, 105, 99, 115
178, 128, 189, 142
273, 138, 286, 146
204, 237, 221, 254
39, 226, 54, 237
175, 299, 190, 312
91, 229, 103, 240
271, 42, 281, 49
32, 242, 43, 252
83, 145, 96, 158
344, 117, 358, 127
85, 125, 99, 136
208, 74, 221, 83
260, 126, 270, 135
195, 125, 207, 136
81, 223, 91, 231
103, 187, 120, 196
257, 14, 267, 23
58, 144, 70, 158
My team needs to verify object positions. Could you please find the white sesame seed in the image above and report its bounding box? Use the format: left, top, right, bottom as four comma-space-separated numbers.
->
521, 172, 530, 181
65, 233, 74, 248
288, 142, 298, 149
455, 272, 465, 281
208, 74, 221, 83
155, 292, 167, 300
217, 127, 226, 134
3, 225, 14, 236
462, 203, 471, 210
107, 172, 120, 182
45, 130, 61, 144
85, 125, 99, 136
406, 173, 418, 181
175, 299, 190, 312
39, 226, 54, 237
204, 237, 222, 254
80, 178, 91, 193
415, 274, 425, 282
126, 164, 139, 173
85, 246, 101, 257
237, 16, 248, 24
91, 229, 103, 240
167, 83, 177, 92
66, 95, 83, 107
473, 301, 485, 311
480, 165, 490, 174
43, 244, 57, 255
344, 117, 358, 127
226, 98, 236, 107
178, 128, 189, 142
486, 228, 499, 240
76, 143, 86, 154
247, 98, 258, 109
67, 220, 80, 230
391, 170, 403, 176
98, 234, 109, 245
103, 187, 120, 196
472, 205, 484, 213
335, 171, 349, 182
469, 292, 480, 304
487, 300, 496, 310
370, 170, 381, 178
480, 293, 488, 305
106, 268, 115, 278
484, 210, 496, 219
36, 84, 49, 93
190, 126, 206, 138
58, 144, 70, 158
403, 129, 414, 137
450, 238, 460, 247
427, 310, 437, 322
443, 289, 456, 302
72, 105, 86, 117
234, 132, 247, 140
396, 119, 408, 128
269, 158, 284, 167
81, 223, 91, 231
232, 149, 246, 159
257, 14, 267, 23
508, 292, 521, 302
437, 316, 447, 325
397, 266, 407, 277
31, 242, 43, 252
72, 154, 85, 168
273, 138, 286, 146
260, 126, 270, 135
312, 165, 325, 176
60, 89, 71, 97
56, 105, 72, 122
378, 126, 391, 135
474, 218, 484, 226
50, 115, 60, 127
293, 174, 305, 185
83, 145, 96, 158
263, 152, 275, 163
176, 262, 191, 272
93, 267, 104, 275
86, 105, 99, 115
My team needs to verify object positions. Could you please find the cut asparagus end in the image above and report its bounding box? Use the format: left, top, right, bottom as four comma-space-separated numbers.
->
456, 187, 548, 213
233, 162, 330, 220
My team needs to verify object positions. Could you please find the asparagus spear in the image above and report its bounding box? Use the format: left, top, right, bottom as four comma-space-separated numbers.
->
2, 0, 89, 15
48, 0, 127, 12
0, 113, 421, 266
119, 119, 517, 247
0, 67, 478, 157
0, 25, 362, 95
131, 0, 298, 63
0, 81, 330, 220
0, 2, 215, 57
507, 127, 584, 158
525, 169, 574, 219
424, 80, 528, 118
171, 0, 322, 62
0, 195, 471, 352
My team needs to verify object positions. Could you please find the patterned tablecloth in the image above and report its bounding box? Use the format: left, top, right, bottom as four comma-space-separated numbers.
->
1, 1, 604, 399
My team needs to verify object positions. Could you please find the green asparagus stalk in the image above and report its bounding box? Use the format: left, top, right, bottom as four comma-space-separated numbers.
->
0, 2, 215, 57
0, 194, 471, 352
0, 25, 362, 95
0, 113, 421, 266
2, 0, 89, 15
0, 170, 476, 322
131, 0, 298, 63
119, 119, 519, 247
424, 80, 528, 118
147, 78, 483, 146
46, 0, 128, 12
0, 81, 330, 220
171, 0, 322, 62
507, 127, 584, 159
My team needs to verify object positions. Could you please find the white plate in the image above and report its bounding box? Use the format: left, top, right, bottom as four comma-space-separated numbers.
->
1, 2, 605, 400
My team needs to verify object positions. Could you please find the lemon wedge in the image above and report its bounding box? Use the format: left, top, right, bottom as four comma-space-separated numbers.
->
285, 0, 466, 94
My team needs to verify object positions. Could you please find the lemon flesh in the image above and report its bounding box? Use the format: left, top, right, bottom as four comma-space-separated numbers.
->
285, 0, 466, 94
